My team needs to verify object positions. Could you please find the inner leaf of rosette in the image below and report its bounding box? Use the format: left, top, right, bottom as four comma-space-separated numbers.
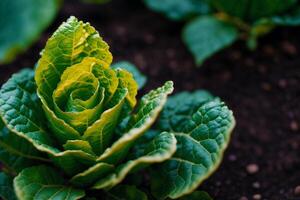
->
48, 57, 137, 156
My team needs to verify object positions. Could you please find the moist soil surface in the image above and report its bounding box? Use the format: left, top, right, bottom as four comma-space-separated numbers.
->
1, 0, 300, 200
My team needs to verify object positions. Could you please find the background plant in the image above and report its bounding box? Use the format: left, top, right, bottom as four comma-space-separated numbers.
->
0, 16, 235, 199
144, 0, 300, 66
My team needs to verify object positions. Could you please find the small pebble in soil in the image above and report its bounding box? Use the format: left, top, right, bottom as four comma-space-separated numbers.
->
278, 79, 287, 88
281, 41, 297, 55
253, 194, 262, 200
295, 185, 300, 196
252, 181, 260, 189
261, 82, 272, 91
239, 196, 248, 200
228, 154, 237, 161
246, 164, 259, 174
290, 121, 299, 132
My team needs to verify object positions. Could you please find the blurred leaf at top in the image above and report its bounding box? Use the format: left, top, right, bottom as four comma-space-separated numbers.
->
0, 0, 59, 64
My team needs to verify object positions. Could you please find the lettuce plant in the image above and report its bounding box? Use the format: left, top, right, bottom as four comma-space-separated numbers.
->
0, 16, 235, 200
144, 0, 300, 66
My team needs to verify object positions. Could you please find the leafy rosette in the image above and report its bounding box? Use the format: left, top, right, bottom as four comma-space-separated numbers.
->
0, 16, 176, 199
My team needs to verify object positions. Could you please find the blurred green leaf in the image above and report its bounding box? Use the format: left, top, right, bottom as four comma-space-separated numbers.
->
183, 16, 238, 66
144, 0, 211, 21
0, 0, 59, 63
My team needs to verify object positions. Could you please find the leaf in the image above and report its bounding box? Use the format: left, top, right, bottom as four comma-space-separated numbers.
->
0, 119, 46, 174
93, 132, 177, 189
0, 0, 59, 63
258, 7, 300, 26
105, 185, 148, 200
143, 0, 211, 21
35, 16, 112, 112
183, 16, 238, 66
112, 61, 147, 90
96, 81, 174, 164
14, 165, 85, 200
0, 173, 17, 200
179, 191, 213, 200
151, 91, 235, 199
0, 68, 97, 176
211, 0, 297, 21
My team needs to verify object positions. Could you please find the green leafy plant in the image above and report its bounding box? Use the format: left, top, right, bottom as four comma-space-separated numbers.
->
0, 16, 235, 199
144, 0, 300, 66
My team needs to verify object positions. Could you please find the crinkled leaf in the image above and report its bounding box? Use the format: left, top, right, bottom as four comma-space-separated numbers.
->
0, 68, 97, 176
106, 185, 148, 200
211, 0, 297, 21
97, 81, 174, 164
14, 165, 85, 200
93, 132, 177, 189
144, 0, 211, 21
0, 120, 46, 174
0, 173, 17, 200
179, 191, 213, 200
35, 16, 113, 143
71, 163, 114, 187
151, 91, 235, 199
183, 16, 238, 66
0, 0, 59, 63
112, 61, 147, 90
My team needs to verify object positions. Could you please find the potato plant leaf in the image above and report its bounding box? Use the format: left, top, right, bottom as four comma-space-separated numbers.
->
0, 173, 16, 200
0, 0, 59, 63
151, 91, 235, 199
143, 0, 211, 21
183, 16, 238, 66
179, 190, 213, 200
14, 165, 85, 200
112, 61, 147, 90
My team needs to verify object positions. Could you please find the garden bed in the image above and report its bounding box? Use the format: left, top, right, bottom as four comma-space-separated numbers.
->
0, 0, 299, 199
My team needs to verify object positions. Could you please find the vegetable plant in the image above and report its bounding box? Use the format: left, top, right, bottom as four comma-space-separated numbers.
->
144, 0, 300, 66
0, 16, 235, 199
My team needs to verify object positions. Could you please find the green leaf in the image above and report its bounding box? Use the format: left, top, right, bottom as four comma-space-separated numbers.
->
105, 185, 148, 200
0, 120, 46, 174
183, 16, 238, 66
258, 7, 300, 26
14, 165, 85, 200
0, 0, 59, 63
96, 81, 174, 164
35, 16, 112, 106
93, 132, 177, 189
179, 191, 213, 200
0, 173, 17, 200
0, 68, 97, 176
112, 61, 147, 90
211, 0, 297, 21
151, 91, 235, 199
144, 0, 211, 21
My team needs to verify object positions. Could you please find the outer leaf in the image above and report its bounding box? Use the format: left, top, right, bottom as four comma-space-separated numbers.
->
0, 68, 97, 175
0, 0, 59, 63
0, 120, 45, 174
179, 191, 213, 200
211, 0, 297, 21
151, 91, 235, 199
93, 132, 177, 189
144, 0, 211, 21
183, 16, 238, 66
14, 165, 85, 200
0, 173, 17, 200
96, 81, 174, 164
112, 61, 147, 90
105, 185, 148, 200
259, 7, 300, 26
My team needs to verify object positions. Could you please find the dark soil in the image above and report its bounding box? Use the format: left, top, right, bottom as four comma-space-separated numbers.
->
1, 0, 300, 199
